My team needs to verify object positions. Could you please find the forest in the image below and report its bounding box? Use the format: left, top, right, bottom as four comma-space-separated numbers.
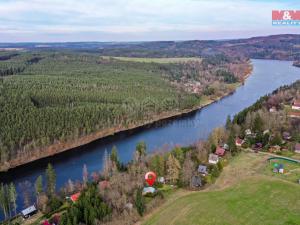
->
0, 50, 247, 170
1, 69, 300, 225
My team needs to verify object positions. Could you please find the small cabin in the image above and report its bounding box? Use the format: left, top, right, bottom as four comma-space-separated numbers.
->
292, 100, 300, 110
295, 143, 300, 154
21, 205, 37, 219
142, 187, 156, 195
191, 175, 202, 187
245, 129, 252, 136
288, 111, 300, 118
70, 193, 80, 203
198, 165, 208, 175
208, 153, 219, 164
215, 146, 226, 157
269, 145, 281, 153
158, 177, 165, 184
282, 132, 291, 140
235, 138, 244, 147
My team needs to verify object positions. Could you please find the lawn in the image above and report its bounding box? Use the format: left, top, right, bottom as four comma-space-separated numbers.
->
142, 153, 300, 225
143, 178, 300, 225
105, 56, 202, 64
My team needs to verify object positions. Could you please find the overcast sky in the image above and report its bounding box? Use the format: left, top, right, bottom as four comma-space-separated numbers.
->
0, 0, 300, 42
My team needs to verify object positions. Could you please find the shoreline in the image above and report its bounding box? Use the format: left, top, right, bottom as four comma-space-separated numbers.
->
0, 63, 253, 173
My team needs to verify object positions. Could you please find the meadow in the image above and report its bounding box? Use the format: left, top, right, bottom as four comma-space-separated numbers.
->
103, 56, 202, 64
142, 152, 300, 225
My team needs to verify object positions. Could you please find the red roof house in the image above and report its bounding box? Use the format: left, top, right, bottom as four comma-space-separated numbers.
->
99, 180, 110, 190
288, 111, 300, 118
292, 100, 300, 110
235, 138, 244, 147
215, 146, 226, 156
43, 220, 51, 225
70, 193, 80, 203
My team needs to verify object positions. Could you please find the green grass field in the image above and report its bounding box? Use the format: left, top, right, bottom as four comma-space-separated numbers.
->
105, 56, 202, 64
143, 153, 300, 225
144, 178, 300, 225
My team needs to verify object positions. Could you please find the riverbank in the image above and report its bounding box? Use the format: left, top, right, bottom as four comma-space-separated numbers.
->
0, 62, 253, 172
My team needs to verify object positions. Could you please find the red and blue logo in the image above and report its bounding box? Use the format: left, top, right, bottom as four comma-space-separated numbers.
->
272, 10, 300, 25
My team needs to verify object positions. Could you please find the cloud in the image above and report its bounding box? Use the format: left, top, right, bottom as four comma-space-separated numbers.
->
0, 0, 299, 41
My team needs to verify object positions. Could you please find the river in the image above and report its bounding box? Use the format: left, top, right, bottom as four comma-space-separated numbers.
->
1, 59, 300, 220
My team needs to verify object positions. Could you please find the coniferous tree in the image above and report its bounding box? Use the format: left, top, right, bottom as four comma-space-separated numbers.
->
9, 183, 17, 216
135, 188, 145, 216
0, 183, 9, 219
82, 164, 88, 186
35, 175, 43, 196
46, 163, 56, 196
110, 146, 120, 169
166, 154, 181, 184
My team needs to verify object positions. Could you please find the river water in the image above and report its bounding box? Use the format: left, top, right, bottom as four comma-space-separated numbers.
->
1, 59, 300, 220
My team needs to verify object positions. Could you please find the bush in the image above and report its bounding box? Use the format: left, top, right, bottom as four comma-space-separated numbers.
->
211, 165, 220, 178
48, 196, 63, 213
217, 161, 223, 172
203, 174, 212, 184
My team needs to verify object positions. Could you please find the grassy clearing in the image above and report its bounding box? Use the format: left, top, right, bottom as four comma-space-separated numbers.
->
143, 178, 300, 225
104, 56, 202, 64
142, 152, 300, 225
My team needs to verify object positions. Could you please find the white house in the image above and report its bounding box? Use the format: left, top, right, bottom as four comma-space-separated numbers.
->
245, 129, 252, 136
21, 205, 37, 219
292, 100, 300, 110
208, 153, 219, 164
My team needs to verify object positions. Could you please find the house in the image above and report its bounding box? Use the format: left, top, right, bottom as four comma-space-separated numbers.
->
223, 143, 229, 151
70, 193, 80, 203
288, 111, 300, 118
282, 132, 292, 140
294, 143, 300, 153
292, 100, 300, 110
215, 146, 226, 157
21, 205, 37, 219
278, 164, 284, 174
269, 145, 281, 153
269, 106, 277, 113
208, 153, 219, 164
245, 129, 252, 136
253, 143, 263, 151
99, 180, 110, 190
43, 220, 51, 225
158, 177, 165, 184
198, 165, 208, 175
142, 187, 156, 195
235, 137, 244, 147
191, 175, 202, 187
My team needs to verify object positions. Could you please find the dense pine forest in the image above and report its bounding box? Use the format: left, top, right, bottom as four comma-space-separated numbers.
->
0, 50, 247, 170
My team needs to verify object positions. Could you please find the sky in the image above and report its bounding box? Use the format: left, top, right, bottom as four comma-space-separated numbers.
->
0, 0, 300, 42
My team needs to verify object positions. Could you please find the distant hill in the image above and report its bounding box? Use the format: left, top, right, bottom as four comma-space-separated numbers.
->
1, 34, 300, 60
